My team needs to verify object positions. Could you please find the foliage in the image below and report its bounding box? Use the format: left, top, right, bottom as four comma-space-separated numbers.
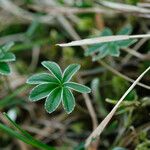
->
27, 61, 91, 114
85, 24, 137, 61
0, 113, 55, 150
0, 0, 150, 149
0, 42, 16, 75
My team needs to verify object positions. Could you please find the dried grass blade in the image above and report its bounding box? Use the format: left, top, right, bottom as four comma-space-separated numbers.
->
85, 66, 150, 147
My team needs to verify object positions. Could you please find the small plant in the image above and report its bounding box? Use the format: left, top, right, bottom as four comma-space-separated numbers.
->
0, 42, 16, 75
85, 24, 137, 61
27, 61, 91, 114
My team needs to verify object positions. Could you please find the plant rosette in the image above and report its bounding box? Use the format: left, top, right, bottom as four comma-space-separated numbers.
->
27, 61, 91, 114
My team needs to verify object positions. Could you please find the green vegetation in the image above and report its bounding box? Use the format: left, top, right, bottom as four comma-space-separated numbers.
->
0, 42, 16, 75
27, 62, 91, 114
0, 0, 150, 150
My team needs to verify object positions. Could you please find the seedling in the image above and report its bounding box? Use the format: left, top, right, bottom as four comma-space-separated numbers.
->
27, 61, 91, 114
85, 25, 137, 60
0, 42, 16, 75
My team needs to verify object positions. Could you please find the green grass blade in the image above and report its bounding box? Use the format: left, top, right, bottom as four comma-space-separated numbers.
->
1, 113, 56, 150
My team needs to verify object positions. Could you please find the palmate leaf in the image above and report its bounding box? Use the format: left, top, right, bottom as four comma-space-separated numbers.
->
85, 24, 136, 60
27, 61, 91, 114
85, 28, 113, 56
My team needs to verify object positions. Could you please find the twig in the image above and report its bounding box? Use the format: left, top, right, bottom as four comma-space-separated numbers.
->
121, 48, 150, 60
99, 0, 150, 13
98, 60, 150, 90
85, 66, 150, 147
78, 77, 98, 130
0, 0, 55, 24
138, 3, 150, 8
0, 33, 26, 45
29, 45, 40, 71
122, 35, 149, 63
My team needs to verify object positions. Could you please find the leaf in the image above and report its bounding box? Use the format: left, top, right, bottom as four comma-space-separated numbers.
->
62, 64, 80, 82
86, 43, 108, 56
117, 39, 137, 48
109, 43, 120, 57
62, 88, 75, 114
65, 82, 91, 93
85, 43, 103, 56
0, 113, 56, 150
29, 83, 58, 101
27, 61, 91, 114
45, 87, 63, 113
0, 62, 10, 75
27, 73, 59, 84
2, 42, 14, 52
0, 52, 16, 62
85, 28, 112, 56
92, 48, 109, 61
118, 24, 132, 35
85, 27, 131, 59
100, 28, 113, 36
117, 24, 137, 48
41, 61, 62, 81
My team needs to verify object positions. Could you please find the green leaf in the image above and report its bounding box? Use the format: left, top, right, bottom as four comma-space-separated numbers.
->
27, 73, 59, 84
117, 24, 132, 35
117, 39, 137, 48
45, 87, 63, 113
41, 61, 62, 81
62, 88, 75, 114
0, 62, 11, 75
62, 64, 80, 82
2, 42, 14, 51
101, 28, 113, 36
109, 43, 120, 57
1, 42, 14, 52
0, 113, 56, 150
84, 25, 137, 60
29, 83, 58, 101
117, 24, 137, 48
85, 43, 102, 56
27, 61, 91, 114
0, 52, 16, 62
65, 82, 91, 93
92, 47, 109, 61
85, 28, 112, 56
